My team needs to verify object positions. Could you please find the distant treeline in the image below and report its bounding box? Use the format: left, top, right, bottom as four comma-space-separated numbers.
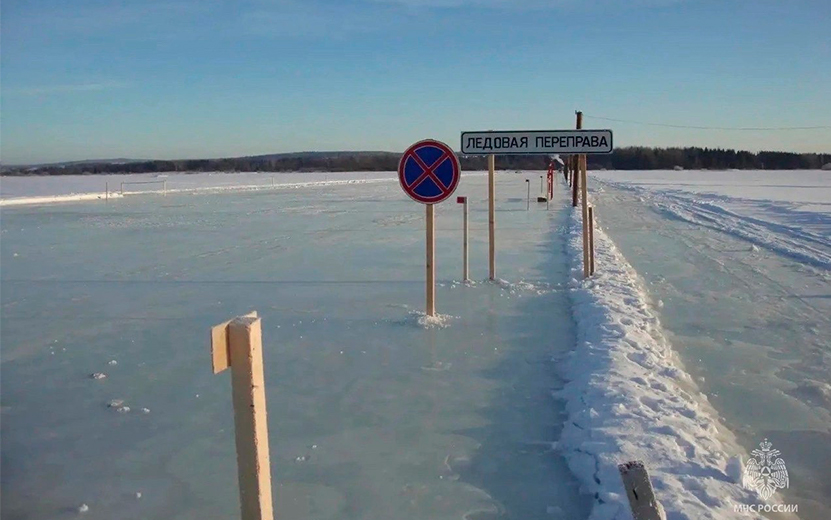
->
2, 147, 828, 176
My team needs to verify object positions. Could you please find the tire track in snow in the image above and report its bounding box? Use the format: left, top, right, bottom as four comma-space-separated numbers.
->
596, 180, 831, 273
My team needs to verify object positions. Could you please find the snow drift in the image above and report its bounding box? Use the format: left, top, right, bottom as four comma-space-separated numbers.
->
558, 208, 767, 520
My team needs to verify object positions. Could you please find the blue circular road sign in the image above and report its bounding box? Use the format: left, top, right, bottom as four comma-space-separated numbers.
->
398, 139, 461, 204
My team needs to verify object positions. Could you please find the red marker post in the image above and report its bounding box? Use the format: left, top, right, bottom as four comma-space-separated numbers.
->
457, 196, 469, 281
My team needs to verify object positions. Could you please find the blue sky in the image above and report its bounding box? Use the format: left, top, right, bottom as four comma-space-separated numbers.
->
2, 0, 829, 164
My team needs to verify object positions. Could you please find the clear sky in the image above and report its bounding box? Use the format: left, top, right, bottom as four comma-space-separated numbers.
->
2, 0, 829, 164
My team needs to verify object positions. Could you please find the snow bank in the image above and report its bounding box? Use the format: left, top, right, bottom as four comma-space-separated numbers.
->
0, 192, 123, 206
558, 209, 766, 520
1, 171, 488, 207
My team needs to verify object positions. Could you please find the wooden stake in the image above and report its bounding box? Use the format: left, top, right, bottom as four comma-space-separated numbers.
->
488, 154, 496, 281
588, 205, 595, 275
581, 155, 590, 279
211, 312, 274, 520
426, 204, 436, 316
526, 179, 530, 210
619, 461, 664, 520
462, 199, 469, 282
572, 111, 583, 207
540, 175, 544, 194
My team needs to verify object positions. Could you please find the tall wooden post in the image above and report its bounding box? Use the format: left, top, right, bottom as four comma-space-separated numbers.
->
525, 179, 530, 210
572, 112, 583, 207
460, 197, 469, 282
488, 154, 496, 281
426, 204, 436, 316
581, 155, 590, 279
211, 312, 274, 520
588, 205, 596, 275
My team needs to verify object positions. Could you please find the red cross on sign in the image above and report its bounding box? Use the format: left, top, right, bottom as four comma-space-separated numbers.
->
398, 139, 461, 204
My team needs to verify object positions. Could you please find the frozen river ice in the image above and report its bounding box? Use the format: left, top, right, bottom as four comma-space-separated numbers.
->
3, 168, 829, 520
1, 174, 590, 519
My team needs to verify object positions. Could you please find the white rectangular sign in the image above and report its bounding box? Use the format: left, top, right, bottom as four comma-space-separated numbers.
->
461, 129, 613, 155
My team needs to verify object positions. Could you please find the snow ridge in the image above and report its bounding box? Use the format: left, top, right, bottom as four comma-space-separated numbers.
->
558, 208, 764, 520
597, 180, 831, 272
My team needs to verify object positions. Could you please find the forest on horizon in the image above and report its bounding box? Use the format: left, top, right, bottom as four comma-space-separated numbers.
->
2, 146, 828, 176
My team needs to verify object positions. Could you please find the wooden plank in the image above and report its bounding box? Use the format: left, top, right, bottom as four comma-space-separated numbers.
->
229, 316, 274, 520
619, 461, 664, 520
211, 310, 258, 374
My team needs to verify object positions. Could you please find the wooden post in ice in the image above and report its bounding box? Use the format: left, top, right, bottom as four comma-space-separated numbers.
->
588, 205, 596, 275
211, 311, 274, 520
525, 179, 530, 210
426, 204, 436, 316
572, 111, 583, 207
457, 196, 469, 282
488, 154, 496, 280
619, 461, 664, 520
540, 175, 544, 194
581, 155, 590, 279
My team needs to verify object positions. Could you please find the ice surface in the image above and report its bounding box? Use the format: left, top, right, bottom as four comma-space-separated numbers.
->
4, 168, 827, 519
1, 172, 589, 520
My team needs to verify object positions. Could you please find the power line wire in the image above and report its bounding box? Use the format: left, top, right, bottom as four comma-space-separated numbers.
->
583, 114, 831, 131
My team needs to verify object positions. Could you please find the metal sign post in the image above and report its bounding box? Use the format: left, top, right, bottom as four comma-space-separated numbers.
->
398, 139, 461, 316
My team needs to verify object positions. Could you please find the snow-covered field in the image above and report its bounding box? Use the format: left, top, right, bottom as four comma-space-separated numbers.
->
0, 171, 398, 206
592, 170, 831, 270
1, 169, 828, 520
588, 170, 830, 520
